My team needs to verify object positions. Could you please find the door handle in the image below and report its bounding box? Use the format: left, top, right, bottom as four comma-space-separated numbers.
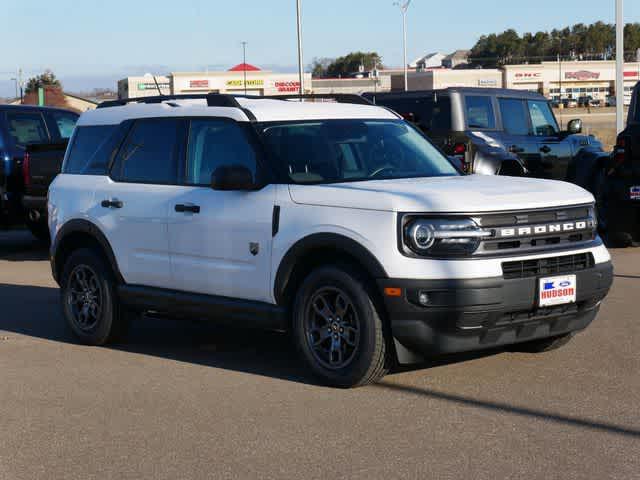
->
509, 145, 525, 154
175, 204, 201, 214
101, 199, 123, 209
540, 145, 552, 154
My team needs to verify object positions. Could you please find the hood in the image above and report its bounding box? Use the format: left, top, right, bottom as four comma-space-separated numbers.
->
288, 175, 594, 213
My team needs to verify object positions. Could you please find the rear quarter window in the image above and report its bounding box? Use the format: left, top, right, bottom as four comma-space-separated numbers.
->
464, 96, 496, 130
63, 125, 119, 175
49, 111, 79, 139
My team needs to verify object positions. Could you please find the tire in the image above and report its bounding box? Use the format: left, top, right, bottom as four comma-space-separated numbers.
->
25, 218, 50, 243
60, 248, 131, 345
510, 333, 574, 353
593, 167, 633, 248
292, 265, 390, 388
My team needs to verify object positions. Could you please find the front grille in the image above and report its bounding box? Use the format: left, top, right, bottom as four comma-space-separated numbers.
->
502, 253, 595, 279
474, 205, 596, 256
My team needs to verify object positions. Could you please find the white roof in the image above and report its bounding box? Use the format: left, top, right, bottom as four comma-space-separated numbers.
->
77, 97, 398, 126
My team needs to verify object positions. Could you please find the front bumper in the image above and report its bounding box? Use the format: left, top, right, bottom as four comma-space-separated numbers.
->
378, 261, 613, 363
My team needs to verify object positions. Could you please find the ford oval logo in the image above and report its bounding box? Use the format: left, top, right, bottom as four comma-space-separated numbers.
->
559, 281, 572, 288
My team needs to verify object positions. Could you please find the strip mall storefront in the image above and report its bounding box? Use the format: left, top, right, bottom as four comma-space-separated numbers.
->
504, 61, 640, 104
171, 65, 311, 97
119, 65, 311, 99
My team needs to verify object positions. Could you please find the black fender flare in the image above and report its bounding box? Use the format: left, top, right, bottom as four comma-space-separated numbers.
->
273, 233, 388, 305
50, 219, 123, 285
567, 149, 609, 191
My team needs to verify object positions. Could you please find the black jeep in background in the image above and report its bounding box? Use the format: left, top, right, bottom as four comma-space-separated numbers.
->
0, 105, 79, 240
363, 88, 609, 190
596, 82, 640, 246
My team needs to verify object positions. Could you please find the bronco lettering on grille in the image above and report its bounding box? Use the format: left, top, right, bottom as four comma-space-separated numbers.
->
497, 221, 590, 238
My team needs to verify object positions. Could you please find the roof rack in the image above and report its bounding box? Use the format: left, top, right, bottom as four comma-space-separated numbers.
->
98, 92, 374, 110
97, 93, 247, 109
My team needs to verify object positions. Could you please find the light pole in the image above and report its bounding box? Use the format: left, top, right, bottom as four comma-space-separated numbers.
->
296, 0, 305, 96
241, 41, 248, 95
394, 0, 411, 92
616, 0, 624, 133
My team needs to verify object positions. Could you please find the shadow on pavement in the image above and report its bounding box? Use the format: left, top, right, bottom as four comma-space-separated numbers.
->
0, 229, 49, 261
1, 281, 639, 438
374, 381, 640, 439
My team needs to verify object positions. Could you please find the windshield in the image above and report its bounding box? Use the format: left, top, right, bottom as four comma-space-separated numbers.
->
258, 119, 458, 184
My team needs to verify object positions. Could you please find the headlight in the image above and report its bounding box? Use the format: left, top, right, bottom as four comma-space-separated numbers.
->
403, 218, 491, 257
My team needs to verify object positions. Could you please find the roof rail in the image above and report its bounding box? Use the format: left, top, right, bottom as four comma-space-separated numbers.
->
97, 93, 250, 109
98, 93, 373, 109
268, 93, 373, 105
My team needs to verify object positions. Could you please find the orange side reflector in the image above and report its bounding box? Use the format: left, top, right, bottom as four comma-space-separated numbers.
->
384, 287, 402, 297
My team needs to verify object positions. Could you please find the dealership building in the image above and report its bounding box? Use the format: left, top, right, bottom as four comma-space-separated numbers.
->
503, 61, 640, 103
118, 64, 311, 99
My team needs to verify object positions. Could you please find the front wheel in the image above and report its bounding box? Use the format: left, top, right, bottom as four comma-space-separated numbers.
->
292, 265, 390, 388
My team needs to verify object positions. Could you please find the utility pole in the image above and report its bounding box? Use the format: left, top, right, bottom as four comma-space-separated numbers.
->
241, 41, 248, 96
296, 0, 305, 96
616, 0, 624, 133
19, 68, 23, 102
394, 1, 411, 92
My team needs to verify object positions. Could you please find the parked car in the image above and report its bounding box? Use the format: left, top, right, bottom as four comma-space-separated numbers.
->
577, 96, 593, 108
0, 105, 79, 239
363, 89, 608, 192
48, 93, 613, 388
594, 82, 640, 246
563, 98, 578, 109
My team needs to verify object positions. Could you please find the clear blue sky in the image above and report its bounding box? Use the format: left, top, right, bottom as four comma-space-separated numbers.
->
1, 0, 639, 96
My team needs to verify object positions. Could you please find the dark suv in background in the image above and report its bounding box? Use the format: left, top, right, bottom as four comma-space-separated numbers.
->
0, 105, 78, 239
597, 82, 640, 246
364, 88, 608, 189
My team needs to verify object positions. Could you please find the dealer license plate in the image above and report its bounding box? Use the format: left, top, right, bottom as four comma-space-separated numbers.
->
631, 186, 640, 200
538, 275, 577, 307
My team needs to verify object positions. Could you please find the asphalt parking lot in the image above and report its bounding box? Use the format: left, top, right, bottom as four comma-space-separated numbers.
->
0, 229, 638, 480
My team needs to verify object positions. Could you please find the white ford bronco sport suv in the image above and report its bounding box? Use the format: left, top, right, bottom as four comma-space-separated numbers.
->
48, 94, 613, 388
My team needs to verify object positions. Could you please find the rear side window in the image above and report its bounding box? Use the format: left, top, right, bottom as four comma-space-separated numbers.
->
465, 96, 496, 130
5, 112, 49, 147
113, 118, 180, 184
498, 98, 530, 136
50, 111, 78, 139
63, 125, 118, 174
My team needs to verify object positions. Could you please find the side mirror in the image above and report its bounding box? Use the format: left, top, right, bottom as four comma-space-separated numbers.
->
567, 119, 582, 135
211, 165, 256, 191
400, 112, 416, 122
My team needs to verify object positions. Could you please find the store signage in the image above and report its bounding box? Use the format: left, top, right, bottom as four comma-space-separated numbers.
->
275, 81, 301, 92
565, 71, 600, 81
514, 72, 542, 80
189, 79, 210, 88
624, 71, 639, 78
137, 82, 170, 91
226, 79, 264, 87
478, 79, 498, 87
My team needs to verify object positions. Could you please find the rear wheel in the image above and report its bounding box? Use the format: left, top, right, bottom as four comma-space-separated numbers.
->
292, 265, 390, 388
510, 333, 574, 353
25, 217, 50, 243
60, 248, 131, 345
